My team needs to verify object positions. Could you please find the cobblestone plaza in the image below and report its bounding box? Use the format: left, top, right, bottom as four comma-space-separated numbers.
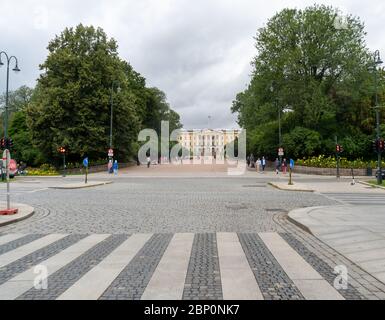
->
1, 166, 385, 300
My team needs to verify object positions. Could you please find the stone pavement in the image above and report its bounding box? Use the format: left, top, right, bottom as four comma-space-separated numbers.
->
3, 167, 385, 300
0, 230, 361, 300
289, 205, 385, 286
0, 202, 34, 227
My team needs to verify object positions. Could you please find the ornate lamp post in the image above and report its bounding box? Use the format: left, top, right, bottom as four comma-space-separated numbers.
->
0, 51, 20, 210
109, 80, 120, 152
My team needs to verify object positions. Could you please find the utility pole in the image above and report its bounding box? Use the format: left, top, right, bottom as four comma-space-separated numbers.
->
0, 51, 20, 211
371, 50, 383, 185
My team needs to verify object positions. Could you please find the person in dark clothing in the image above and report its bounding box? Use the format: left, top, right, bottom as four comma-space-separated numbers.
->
275, 158, 280, 174
262, 157, 266, 172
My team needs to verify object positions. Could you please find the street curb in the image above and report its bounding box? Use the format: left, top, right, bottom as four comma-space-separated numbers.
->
48, 181, 113, 189
358, 180, 385, 190
286, 206, 331, 235
0, 204, 35, 227
268, 182, 315, 193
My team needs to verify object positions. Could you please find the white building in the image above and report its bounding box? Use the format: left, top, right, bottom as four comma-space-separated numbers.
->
177, 129, 240, 157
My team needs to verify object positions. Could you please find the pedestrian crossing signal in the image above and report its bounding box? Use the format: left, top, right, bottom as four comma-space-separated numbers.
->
336, 145, 343, 153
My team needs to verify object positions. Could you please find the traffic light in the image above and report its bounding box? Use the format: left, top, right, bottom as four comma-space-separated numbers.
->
379, 139, 385, 153
0, 138, 13, 150
373, 140, 379, 153
7, 138, 14, 150
372, 139, 384, 153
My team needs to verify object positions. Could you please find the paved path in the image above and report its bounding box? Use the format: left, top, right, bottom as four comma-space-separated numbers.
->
0, 231, 346, 300
2, 168, 385, 300
289, 205, 385, 287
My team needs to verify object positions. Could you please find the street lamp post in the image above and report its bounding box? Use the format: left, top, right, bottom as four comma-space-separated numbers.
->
373, 50, 383, 185
109, 81, 120, 152
0, 51, 20, 210
270, 84, 283, 162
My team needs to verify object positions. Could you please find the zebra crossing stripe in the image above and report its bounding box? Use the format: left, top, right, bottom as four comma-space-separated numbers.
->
217, 233, 263, 300
0, 234, 25, 246
259, 233, 344, 300
141, 233, 194, 300
57, 234, 153, 300
0, 234, 109, 300
0, 234, 67, 268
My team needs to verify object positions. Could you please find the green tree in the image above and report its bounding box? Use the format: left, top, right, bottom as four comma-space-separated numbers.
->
1, 86, 34, 135
27, 24, 143, 164
0, 86, 43, 166
232, 5, 384, 159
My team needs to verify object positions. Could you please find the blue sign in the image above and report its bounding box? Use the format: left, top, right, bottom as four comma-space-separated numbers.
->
290, 159, 295, 169
83, 157, 89, 167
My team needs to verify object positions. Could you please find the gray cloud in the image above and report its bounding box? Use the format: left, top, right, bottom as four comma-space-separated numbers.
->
1, 0, 385, 129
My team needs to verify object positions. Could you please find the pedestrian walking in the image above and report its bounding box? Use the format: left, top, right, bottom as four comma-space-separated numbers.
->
113, 160, 118, 175
282, 158, 287, 174
256, 158, 262, 173
262, 156, 266, 172
108, 159, 113, 174
275, 158, 280, 174
246, 156, 250, 167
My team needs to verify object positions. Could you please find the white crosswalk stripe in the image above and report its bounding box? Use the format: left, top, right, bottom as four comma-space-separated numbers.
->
217, 233, 263, 300
0, 234, 26, 246
0, 234, 109, 300
0, 234, 67, 268
58, 234, 153, 300
0, 232, 348, 300
141, 233, 194, 300
259, 233, 344, 300
324, 193, 385, 205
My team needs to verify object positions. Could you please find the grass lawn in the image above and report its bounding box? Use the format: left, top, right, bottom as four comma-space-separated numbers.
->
368, 180, 385, 187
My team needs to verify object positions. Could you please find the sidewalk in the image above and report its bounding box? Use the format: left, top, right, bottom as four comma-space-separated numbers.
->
270, 177, 385, 194
49, 180, 113, 189
289, 205, 385, 285
0, 202, 35, 227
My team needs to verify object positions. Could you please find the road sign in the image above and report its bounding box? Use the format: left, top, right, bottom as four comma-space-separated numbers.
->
83, 157, 89, 167
108, 149, 114, 157
2, 150, 10, 168
290, 159, 295, 169
278, 148, 284, 156
9, 159, 17, 171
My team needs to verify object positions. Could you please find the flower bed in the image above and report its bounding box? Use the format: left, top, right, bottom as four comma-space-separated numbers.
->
296, 156, 383, 169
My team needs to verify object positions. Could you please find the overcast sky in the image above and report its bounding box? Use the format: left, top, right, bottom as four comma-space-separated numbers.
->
1, 0, 385, 129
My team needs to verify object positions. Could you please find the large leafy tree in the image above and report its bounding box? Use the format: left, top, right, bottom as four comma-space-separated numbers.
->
0, 86, 43, 165
27, 24, 181, 165
232, 5, 384, 159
